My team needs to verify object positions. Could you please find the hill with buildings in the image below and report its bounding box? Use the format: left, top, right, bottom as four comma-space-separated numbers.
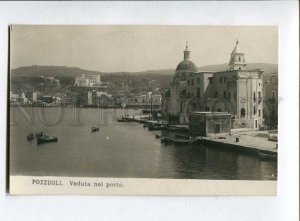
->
10, 63, 278, 93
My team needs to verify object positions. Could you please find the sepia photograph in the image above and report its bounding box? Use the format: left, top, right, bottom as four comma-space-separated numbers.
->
8, 25, 278, 194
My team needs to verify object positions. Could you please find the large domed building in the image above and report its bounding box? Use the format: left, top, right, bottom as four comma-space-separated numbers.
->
174, 43, 198, 81
175, 44, 198, 72
163, 41, 265, 130
164, 43, 199, 124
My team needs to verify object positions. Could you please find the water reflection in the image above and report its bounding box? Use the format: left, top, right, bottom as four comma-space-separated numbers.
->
10, 107, 277, 180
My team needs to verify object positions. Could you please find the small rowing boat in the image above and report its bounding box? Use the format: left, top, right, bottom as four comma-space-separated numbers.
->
91, 127, 99, 132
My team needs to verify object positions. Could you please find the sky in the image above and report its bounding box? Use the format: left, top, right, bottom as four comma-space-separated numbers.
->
10, 25, 278, 72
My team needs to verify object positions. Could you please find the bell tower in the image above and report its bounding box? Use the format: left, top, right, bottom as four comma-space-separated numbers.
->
229, 40, 246, 70
184, 41, 190, 60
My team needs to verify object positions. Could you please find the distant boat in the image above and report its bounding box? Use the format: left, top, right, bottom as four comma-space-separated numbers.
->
36, 132, 44, 138
91, 127, 99, 132
27, 133, 35, 141
173, 138, 197, 146
257, 151, 277, 160
117, 118, 128, 122
36, 133, 58, 145
160, 137, 174, 145
147, 124, 167, 131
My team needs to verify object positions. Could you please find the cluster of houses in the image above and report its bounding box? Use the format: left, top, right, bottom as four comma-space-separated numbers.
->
9, 91, 72, 107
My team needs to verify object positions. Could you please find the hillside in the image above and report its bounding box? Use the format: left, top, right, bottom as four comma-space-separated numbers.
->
11, 63, 278, 78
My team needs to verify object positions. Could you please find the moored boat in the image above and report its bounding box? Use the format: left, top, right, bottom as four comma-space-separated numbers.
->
257, 151, 277, 160
37, 134, 58, 145
147, 124, 167, 131
91, 126, 99, 132
173, 138, 197, 146
160, 137, 174, 145
27, 133, 35, 141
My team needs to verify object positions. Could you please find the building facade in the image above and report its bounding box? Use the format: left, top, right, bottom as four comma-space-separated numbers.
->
189, 112, 231, 136
263, 73, 278, 127
164, 41, 264, 129
75, 74, 102, 87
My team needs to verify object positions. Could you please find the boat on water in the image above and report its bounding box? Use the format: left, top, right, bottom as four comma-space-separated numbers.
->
36, 132, 44, 138
36, 133, 58, 145
174, 134, 192, 140
160, 137, 174, 145
257, 151, 277, 160
173, 138, 197, 146
27, 133, 35, 141
147, 124, 168, 131
117, 118, 128, 122
91, 127, 99, 132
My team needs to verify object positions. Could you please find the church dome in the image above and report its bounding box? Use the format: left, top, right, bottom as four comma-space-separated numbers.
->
176, 60, 198, 72
175, 42, 198, 72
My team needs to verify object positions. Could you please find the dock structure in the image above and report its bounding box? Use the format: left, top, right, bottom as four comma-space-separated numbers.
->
119, 115, 277, 160
197, 129, 277, 159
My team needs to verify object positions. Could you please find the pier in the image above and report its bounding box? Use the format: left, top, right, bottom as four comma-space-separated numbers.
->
118, 115, 277, 160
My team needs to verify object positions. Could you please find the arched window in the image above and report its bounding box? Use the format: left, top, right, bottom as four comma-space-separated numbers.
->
240, 108, 245, 117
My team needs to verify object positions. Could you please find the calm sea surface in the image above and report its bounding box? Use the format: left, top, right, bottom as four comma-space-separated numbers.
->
10, 107, 277, 180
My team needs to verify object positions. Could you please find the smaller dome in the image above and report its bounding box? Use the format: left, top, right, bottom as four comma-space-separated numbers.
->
176, 60, 198, 72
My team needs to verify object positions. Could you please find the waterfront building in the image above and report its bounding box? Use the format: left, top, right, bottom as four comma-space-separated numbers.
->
10, 91, 38, 105
189, 112, 231, 136
32, 92, 38, 102
164, 41, 264, 129
87, 91, 93, 106
263, 73, 278, 127
74, 74, 102, 87
86, 90, 114, 107
125, 92, 162, 107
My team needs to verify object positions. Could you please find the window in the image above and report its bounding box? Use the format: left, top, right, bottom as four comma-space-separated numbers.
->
223, 91, 226, 98
254, 106, 256, 115
197, 88, 200, 98
187, 80, 190, 86
228, 92, 231, 100
272, 90, 276, 99
209, 77, 213, 84
191, 92, 194, 97
205, 107, 210, 111
217, 108, 222, 112
192, 102, 196, 110
197, 77, 200, 84
234, 92, 237, 100
239, 57, 241, 61
214, 91, 218, 98
253, 92, 256, 102
224, 77, 227, 83
191, 79, 194, 86
187, 92, 190, 98
219, 77, 222, 84
239, 67, 241, 70
258, 109, 261, 117
240, 108, 245, 117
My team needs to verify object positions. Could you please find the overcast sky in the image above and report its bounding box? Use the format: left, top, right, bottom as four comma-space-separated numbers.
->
10, 25, 277, 72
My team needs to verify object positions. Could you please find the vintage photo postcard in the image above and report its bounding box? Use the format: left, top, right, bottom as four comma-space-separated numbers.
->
8, 25, 278, 195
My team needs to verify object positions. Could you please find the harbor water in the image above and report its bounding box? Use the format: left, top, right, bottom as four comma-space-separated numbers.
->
10, 107, 277, 180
